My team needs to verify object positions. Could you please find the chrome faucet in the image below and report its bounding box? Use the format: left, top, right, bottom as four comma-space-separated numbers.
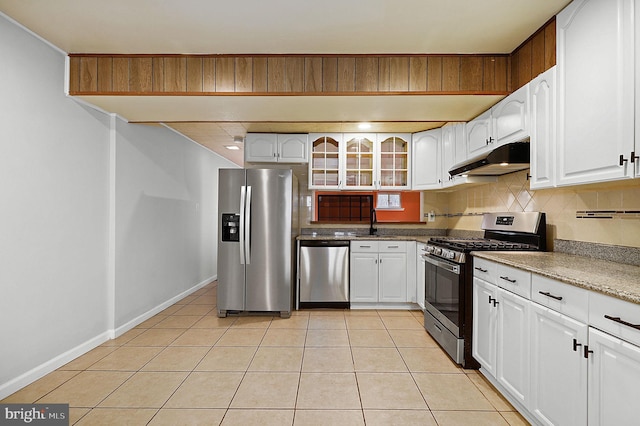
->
369, 208, 377, 235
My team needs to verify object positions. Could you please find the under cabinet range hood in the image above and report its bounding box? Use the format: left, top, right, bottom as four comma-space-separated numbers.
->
449, 141, 531, 177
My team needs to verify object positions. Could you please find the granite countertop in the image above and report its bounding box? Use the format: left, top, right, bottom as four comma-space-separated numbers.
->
472, 251, 640, 305
297, 234, 435, 244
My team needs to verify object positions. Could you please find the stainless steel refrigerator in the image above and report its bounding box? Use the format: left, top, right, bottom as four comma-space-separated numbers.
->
217, 168, 298, 318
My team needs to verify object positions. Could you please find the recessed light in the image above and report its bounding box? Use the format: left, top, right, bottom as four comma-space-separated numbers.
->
225, 145, 240, 150
358, 123, 372, 130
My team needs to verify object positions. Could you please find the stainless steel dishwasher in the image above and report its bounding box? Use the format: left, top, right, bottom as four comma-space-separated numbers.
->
298, 240, 350, 309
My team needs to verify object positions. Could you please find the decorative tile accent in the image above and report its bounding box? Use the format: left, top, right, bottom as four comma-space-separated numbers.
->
576, 210, 640, 219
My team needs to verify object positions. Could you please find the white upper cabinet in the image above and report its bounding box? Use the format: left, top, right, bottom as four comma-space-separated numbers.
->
277, 134, 308, 162
466, 109, 493, 157
492, 83, 529, 146
529, 67, 556, 190
245, 133, 308, 163
556, 0, 635, 186
441, 122, 467, 188
343, 133, 377, 190
308, 133, 342, 189
466, 84, 530, 159
377, 133, 411, 190
412, 128, 441, 190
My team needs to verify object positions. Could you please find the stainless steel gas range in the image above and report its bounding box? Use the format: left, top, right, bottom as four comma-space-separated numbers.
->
422, 212, 547, 368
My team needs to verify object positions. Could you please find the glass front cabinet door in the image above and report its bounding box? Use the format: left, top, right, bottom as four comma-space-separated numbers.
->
343, 134, 376, 190
308, 133, 342, 189
377, 134, 411, 189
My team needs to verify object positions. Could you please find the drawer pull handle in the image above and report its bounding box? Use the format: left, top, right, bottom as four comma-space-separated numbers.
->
604, 315, 640, 330
500, 276, 517, 283
360, 245, 371, 248
387, 245, 399, 249
539, 291, 563, 301
572, 338, 582, 352
584, 345, 593, 359
475, 267, 488, 273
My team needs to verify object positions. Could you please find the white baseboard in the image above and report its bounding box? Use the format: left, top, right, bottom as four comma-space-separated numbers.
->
0, 331, 111, 400
112, 276, 215, 338
0, 275, 216, 401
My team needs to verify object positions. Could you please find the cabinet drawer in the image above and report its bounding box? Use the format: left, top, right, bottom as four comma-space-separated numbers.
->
590, 292, 640, 347
496, 264, 531, 299
350, 240, 379, 253
532, 275, 588, 323
473, 257, 497, 284
378, 241, 407, 253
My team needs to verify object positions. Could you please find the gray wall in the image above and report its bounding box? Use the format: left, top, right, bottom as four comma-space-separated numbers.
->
0, 14, 236, 398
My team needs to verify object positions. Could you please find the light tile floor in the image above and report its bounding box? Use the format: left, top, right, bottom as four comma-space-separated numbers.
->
2, 281, 529, 425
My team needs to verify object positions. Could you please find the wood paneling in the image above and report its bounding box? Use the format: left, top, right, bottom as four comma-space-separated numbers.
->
97, 57, 113, 92
164, 57, 186, 92
409, 57, 427, 92
322, 57, 338, 92
203, 58, 215, 92
152, 57, 164, 92
216, 57, 234, 92
68, 15, 557, 96
130, 57, 152, 92
267, 57, 286, 92
510, 17, 556, 90
389, 57, 409, 91
305, 57, 323, 92
544, 22, 556, 70
427, 56, 443, 91
285, 57, 304, 92
442, 56, 460, 91
67, 51, 546, 96
185, 57, 202, 92
356, 57, 379, 92
337, 57, 355, 92
460, 56, 483, 91
113, 57, 129, 91
79, 56, 97, 92
253, 57, 268, 92
235, 57, 252, 92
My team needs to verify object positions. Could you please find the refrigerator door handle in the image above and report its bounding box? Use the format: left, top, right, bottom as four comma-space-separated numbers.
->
245, 185, 252, 264
239, 185, 246, 265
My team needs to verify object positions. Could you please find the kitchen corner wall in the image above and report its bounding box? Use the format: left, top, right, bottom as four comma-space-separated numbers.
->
444, 170, 640, 249
0, 14, 235, 399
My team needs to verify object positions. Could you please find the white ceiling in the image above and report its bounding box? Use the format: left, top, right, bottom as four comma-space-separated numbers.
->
0, 0, 572, 165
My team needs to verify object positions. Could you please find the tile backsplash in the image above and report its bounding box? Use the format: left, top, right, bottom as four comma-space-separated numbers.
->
445, 171, 640, 249
299, 170, 640, 249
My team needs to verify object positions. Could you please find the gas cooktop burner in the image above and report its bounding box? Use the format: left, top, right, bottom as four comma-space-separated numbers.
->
429, 238, 534, 251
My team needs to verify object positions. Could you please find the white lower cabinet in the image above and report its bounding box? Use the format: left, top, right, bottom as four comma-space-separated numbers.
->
529, 302, 588, 426
350, 251, 379, 302
473, 278, 498, 376
473, 258, 640, 426
350, 240, 409, 306
497, 288, 530, 406
473, 277, 530, 406
378, 252, 407, 303
587, 327, 640, 426
416, 243, 426, 310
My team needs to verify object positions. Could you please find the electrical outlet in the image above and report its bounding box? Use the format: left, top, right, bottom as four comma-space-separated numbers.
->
428, 211, 436, 222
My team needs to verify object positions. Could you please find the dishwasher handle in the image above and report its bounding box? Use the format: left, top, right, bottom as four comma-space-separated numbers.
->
300, 240, 350, 247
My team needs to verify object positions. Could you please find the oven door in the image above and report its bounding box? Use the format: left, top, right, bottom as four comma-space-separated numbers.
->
423, 254, 462, 336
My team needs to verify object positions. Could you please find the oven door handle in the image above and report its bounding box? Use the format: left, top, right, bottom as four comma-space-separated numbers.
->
423, 255, 461, 274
